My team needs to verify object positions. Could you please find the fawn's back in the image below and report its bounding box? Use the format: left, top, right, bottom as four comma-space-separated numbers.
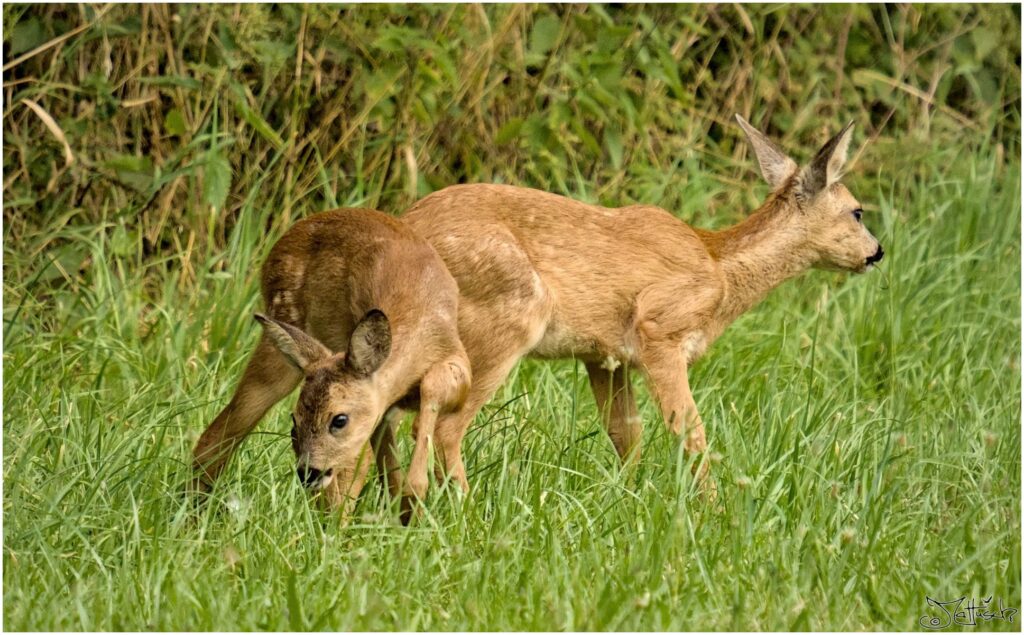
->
405, 184, 722, 364
261, 208, 460, 363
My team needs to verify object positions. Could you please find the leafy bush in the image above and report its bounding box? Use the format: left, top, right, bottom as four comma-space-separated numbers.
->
4, 4, 1019, 263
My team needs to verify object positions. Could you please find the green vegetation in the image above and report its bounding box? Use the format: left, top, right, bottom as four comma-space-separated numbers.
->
3, 4, 1020, 630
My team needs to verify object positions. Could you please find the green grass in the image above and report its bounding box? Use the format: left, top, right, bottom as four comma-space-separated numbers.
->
3, 137, 1019, 630
3, 3, 1020, 630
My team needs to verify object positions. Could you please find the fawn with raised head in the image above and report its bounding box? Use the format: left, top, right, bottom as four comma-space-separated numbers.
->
191, 208, 471, 518
403, 116, 883, 493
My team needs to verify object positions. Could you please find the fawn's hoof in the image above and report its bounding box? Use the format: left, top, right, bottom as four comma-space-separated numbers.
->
184, 474, 214, 505
698, 475, 718, 502
690, 459, 718, 502
399, 494, 424, 526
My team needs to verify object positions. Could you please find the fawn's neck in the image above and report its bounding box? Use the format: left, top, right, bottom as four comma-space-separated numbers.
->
696, 192, 816, 327
374, 325, 434, 407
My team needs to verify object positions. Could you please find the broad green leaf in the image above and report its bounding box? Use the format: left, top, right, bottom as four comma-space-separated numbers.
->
523, 115, 550, 153
163, 109, 187, 137
33, 241, 90, 286
529, 15, 561, 56
110, 223, 134, 257
971, 27, 997, 62
253, 40, 295, 72
202, 152, 231, 211
364, 65, 404, 101
9, 17, 44, 56
103, 154, 154, 192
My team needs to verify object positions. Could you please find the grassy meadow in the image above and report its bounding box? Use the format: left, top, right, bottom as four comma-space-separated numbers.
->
3, 4, 1021, 631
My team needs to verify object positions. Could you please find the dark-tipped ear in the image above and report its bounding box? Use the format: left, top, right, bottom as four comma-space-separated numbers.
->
254, 313, 330, 372
735, 114, 798, 189
346, 309, 391, 376
798, 121, 854, 199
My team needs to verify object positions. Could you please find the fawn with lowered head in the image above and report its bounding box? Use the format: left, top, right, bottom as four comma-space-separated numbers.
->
191, 208, 471, 518
403, 116, 882, 494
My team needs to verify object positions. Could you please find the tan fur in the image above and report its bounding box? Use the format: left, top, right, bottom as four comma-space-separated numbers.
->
403, 118, 882, 492
191, 208, 471, 519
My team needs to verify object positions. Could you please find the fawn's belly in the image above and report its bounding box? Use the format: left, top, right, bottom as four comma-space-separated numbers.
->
529, 302, 641, 366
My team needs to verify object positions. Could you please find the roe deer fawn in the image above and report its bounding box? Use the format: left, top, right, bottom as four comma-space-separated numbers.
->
191, 209, 471, 518
402, 116, 883, 494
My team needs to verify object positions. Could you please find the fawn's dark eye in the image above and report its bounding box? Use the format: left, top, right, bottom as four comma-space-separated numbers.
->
852, 208, 863, 222
330, 414, 349, 432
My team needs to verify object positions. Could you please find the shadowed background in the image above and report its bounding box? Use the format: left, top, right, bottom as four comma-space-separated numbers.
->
3, 4, 1021, 630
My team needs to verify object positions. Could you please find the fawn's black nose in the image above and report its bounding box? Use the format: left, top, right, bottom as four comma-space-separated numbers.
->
866, 244, 884, 266
297, 465, 332, 489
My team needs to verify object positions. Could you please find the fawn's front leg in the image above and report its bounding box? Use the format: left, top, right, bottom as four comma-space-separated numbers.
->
370, 407, 403, 499
400, 406, 439, 524
431, 353, 518, 494
320, 440, 376, 521
639, 344, 714, 495
402, 355, 471, 523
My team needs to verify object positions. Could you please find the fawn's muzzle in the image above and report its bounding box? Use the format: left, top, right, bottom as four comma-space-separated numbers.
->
297, 465, 333, 489
866, 244, 884, 266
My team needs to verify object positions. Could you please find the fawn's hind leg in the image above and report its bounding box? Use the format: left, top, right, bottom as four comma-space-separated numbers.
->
585, 362, 642, 464
191, 335, 301, 493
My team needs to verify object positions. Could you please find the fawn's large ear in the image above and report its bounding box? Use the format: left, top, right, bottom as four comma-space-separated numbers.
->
798, 121, 854, 199
735, 114, 798, 189
346, 309, 391, 377
254, 313, 330, 372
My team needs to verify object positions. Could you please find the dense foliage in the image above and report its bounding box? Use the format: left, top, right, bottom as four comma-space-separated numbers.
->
4, 4, 1019, 253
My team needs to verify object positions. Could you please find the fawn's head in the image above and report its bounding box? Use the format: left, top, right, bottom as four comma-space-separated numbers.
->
736, 115, 884, 272
255, 310, 392, 492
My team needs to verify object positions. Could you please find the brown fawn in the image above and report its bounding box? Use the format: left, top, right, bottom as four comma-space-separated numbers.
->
191, 208, 471, 518
402, 116, 883, 493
